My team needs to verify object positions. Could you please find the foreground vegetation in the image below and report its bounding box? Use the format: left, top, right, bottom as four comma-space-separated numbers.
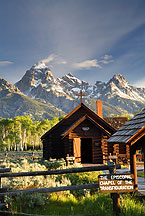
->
0, 158, 145, 215
7, 192, 145, 216
0, 115, 63, 151
137, 172, 145, 178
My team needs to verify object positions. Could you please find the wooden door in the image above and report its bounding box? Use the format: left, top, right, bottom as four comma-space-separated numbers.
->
73, 138, 81, 163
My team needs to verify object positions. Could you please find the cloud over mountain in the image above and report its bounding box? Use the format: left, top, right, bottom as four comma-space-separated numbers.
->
41, 54, 67, 66
0, 61, 13, 66
41, 54, 56, 64
73, 59, 102, 69
134, 77, 145, 88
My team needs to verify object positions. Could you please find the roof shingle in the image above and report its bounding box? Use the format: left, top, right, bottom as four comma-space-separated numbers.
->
107, 109, 145, 144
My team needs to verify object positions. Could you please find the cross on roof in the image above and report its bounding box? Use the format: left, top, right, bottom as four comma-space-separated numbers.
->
76, 90, 87, 103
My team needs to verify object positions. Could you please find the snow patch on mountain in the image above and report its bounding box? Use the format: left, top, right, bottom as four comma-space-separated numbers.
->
33, 61, 48, 70
106, 74, 145, 102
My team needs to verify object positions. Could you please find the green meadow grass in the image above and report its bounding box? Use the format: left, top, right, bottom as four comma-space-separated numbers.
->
9, 193, 113, 216
2, 159, 145, 216
120, 194, 145, 216
137, 172, 145, 178
8, 192, 145, 216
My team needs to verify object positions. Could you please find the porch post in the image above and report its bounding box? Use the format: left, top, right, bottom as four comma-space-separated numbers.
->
130, 145, 138, 190
142, 142, 145, 179
133, 153, 137, 190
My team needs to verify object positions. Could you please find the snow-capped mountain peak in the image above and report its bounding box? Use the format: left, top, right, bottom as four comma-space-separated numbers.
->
56, 73, 92, 97
32, 61, 49, 70
109, 73, 130, 88
101, 74, 145, 102
15, 61, 145, 116
61, 73, 82, 84
15, 62, 55, 95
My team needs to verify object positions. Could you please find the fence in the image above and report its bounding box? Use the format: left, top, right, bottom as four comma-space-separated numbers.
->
0, 151, 43, 160
0, 164, 121, 215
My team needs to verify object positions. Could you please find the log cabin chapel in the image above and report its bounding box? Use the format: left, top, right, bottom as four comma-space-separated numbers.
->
41, 95, 128, 164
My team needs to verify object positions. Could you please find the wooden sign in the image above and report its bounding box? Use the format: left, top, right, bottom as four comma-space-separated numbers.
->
109, 155, 117, 159
66, 156, 75, 161
98, 174, 134, 193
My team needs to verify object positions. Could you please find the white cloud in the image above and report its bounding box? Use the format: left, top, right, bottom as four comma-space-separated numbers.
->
99, 54, 114, 65
41, 54, 56, 64
100, 60, 114, 65
134, 77, 145, 88
100, 60, 110, 64
0, 61, 13, 66
72, 55, 114, 70
55, 59, 67, 65
41, 54, 67, 66
73, 59, 102, 69
102, 54, 113, 60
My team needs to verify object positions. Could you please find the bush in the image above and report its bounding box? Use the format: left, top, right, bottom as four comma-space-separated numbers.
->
0, 158, 66, 190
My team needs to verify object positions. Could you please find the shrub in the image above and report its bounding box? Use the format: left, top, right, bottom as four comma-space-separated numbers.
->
1, 158, 102, 214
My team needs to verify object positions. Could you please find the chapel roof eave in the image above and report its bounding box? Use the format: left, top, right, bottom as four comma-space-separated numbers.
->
107, 126, 145, 145
61, 114, 111, 138
41, 102, 116, 140
41, 103, 83, 139
107, 108, 145, 145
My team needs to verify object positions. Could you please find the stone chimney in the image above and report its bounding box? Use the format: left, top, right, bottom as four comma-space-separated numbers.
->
96, 100, 103, 118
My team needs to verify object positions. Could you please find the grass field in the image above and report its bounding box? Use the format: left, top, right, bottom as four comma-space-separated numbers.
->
137, 172, 145, 178
7, 192, 145, 216
1, 158, 145, 215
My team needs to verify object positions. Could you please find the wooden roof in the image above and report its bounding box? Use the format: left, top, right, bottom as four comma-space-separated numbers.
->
107, 109, 145, 144
62, 114, 111, 138
104, 117, 128, 130
41, 103, 116, 139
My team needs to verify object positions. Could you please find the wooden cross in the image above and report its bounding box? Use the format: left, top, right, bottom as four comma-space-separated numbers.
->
76, 90, 87, 103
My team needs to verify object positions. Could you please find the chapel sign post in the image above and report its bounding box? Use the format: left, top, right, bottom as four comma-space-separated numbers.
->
98, 162, 135, 216
98, 174, 134, 193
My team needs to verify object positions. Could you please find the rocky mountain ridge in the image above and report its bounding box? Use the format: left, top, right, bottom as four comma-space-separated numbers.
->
1, 61, 145, 120
0, 77, 65, 120
15, 62, 145, 115
0, 78, 23, 96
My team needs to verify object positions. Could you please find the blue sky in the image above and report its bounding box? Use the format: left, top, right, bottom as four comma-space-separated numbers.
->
0, 0, 145, 86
